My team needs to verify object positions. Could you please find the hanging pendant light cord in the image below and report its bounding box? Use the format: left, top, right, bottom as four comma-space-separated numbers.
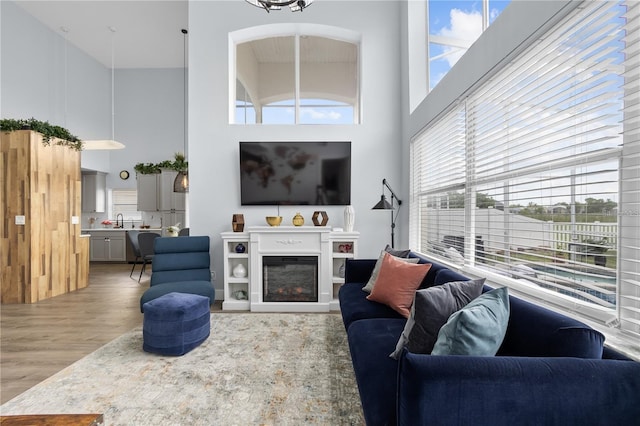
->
182, 29, 188, 161
109, 26, 116, 141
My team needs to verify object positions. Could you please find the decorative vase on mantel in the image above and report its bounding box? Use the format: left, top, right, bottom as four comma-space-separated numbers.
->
344, 205, 355, 232
292, 212, 304, 226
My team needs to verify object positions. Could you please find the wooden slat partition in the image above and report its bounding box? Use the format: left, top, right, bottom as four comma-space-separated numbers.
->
1, 130, 88, 303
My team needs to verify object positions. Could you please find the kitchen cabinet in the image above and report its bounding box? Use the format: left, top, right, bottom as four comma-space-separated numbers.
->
82, 172, 106, 213
89, 231, 126, 261
136, 171, 185, 212
136, 173, 159, 211
159, 170, 186, 211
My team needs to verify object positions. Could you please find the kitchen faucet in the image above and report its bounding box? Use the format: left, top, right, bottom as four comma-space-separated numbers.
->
116, 213, 124, 228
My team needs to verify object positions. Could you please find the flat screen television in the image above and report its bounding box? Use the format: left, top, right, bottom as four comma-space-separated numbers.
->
239, 141, 351, 206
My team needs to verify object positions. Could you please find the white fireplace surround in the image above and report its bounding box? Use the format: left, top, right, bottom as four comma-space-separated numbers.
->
249, 226, 332, 312
221, 227, 359, 312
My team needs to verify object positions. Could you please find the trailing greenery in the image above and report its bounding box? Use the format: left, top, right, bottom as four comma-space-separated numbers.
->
0, 118, 83, 151
134, 152, 188, 175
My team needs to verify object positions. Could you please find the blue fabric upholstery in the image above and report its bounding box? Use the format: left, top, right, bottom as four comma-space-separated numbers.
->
397, 352, 640, 426
347, 318, 405, 426
140, 236, 215, 312
143, 292, 210, 356
338, 254, 640, 426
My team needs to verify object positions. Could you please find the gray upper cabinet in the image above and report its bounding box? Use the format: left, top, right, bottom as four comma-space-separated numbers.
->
159, 170, 186, 211
136, 173, 160, 211
82, 172, 106, 213
136, 171, 185, 212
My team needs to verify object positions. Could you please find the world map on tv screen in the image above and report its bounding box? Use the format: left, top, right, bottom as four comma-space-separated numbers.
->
240, 141, 351, 206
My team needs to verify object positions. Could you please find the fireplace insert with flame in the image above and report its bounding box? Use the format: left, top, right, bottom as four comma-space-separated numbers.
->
263, 256, 318, 302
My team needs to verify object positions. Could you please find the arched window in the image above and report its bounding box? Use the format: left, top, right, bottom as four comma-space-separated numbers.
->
230, 25, 360, 124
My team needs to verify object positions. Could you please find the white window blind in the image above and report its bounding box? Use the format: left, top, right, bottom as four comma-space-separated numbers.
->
112, 189, 141, 222
411, 0, 639, 339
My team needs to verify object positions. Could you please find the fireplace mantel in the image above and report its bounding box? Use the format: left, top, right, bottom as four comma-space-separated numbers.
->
221, 227, 359, 312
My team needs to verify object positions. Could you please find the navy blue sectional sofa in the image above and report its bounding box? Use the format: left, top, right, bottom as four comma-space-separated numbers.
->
339, 253, 640, 426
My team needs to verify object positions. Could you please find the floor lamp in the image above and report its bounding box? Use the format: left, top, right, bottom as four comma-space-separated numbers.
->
371, 178, 402, 248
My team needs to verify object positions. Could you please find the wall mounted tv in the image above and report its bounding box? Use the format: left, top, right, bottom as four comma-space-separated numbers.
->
240, 141, 351, 206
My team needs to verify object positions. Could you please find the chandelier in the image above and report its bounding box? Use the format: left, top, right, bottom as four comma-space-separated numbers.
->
246, 0, 314, 13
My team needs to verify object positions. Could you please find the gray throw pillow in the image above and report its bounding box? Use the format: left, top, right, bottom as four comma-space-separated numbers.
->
389, 278, 485, 359
431, 287, 510, 356
362, 250, 420, 293
384, 244, 411, 258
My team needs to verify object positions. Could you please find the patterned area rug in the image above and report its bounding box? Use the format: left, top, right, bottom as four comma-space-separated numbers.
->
1, 313, 364, 425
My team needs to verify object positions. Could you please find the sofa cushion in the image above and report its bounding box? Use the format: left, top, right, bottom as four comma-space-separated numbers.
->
339, 283, 404, 330
362, 250, 420, 293
390, 278, 485, 359
408, 253, 468, 289
367, 253, 432, 318
432, 287, 510, 356
347, 318, 405, 426
496, 293, 605, 358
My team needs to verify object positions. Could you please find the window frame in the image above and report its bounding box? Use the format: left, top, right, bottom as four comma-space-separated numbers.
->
229, 24, 361, 125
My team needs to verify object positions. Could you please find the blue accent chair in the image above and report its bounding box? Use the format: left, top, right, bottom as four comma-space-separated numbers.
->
139, 236, 215, 312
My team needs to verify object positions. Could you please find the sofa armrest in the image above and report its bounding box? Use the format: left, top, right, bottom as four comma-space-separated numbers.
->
397, 351, 640, 426
344, 259, 377, 283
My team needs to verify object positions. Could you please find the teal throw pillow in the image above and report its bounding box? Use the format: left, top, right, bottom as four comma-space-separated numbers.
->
431, 287, 510, 356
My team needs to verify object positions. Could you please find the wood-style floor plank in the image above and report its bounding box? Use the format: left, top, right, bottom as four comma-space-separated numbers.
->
0, 263, 221, 404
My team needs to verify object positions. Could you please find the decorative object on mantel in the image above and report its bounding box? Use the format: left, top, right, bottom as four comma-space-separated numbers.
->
232, 214, 245, 232
233, 263, 247, 278
167, 223, 181, 237
292, 212, 304, 226
344, 205, 355, 232
312, 210, 329, 226
372, 178, 403, 248
0, 118, 82, 151
235, 243, 246, 253
173, 29, 189, 193
246, 0, 314, 13
266, 216, 283, 226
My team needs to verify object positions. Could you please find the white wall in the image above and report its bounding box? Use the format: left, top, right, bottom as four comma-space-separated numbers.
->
1, 1, 110, 139
108, 68, 185, 191
189, 1, 403, 293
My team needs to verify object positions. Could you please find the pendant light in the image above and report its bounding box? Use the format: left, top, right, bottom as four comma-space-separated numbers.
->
174, 29, 189, 193
85, 26, 125, 150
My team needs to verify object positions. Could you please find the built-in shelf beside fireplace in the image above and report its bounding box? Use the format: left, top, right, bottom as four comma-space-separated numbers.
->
221, 227, 359, 312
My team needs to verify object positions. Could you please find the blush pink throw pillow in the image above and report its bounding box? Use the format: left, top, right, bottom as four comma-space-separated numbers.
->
366, 252, 432, 317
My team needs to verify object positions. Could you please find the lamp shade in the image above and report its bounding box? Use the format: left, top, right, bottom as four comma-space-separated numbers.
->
173, 171, 189, 193
372, 195, 393, 210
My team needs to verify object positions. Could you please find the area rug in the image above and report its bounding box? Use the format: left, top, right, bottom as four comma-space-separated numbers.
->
1, 313, 364, 425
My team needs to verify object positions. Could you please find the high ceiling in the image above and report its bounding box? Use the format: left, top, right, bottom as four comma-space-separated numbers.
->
14, 0, 188, 69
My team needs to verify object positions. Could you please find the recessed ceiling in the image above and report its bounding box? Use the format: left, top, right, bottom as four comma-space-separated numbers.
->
15, 0, 188, 69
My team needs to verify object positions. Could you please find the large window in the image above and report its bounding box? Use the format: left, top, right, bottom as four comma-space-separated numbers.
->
232, 28, 360, 125
411, 1, 639, 344
427, 0, 510, 91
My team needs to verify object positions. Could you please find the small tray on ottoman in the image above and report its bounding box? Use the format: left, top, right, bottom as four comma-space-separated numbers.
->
142, 292, 211, 356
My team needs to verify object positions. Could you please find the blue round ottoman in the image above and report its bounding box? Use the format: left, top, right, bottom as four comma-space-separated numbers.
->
143, 292, 211, 356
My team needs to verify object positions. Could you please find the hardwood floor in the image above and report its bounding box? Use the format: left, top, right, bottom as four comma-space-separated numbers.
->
0, 263, 221, 404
